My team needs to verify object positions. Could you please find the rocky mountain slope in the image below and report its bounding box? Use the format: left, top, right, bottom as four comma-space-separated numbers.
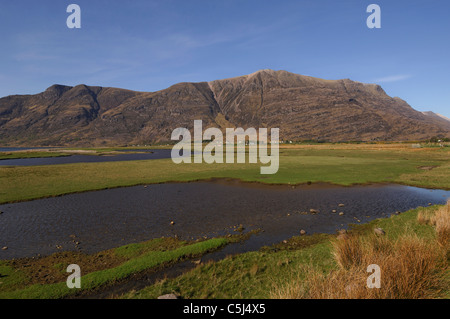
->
422, 111, 450, 130
0, 69, 448, 146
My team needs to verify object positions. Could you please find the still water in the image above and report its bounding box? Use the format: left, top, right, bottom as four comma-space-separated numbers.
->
1, 180, 449, 259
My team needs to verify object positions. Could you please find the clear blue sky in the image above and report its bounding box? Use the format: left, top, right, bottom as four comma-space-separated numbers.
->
0, 0, 449, 117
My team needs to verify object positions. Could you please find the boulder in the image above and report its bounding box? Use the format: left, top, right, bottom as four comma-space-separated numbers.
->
374, 227, 386, 236
300, 229, 307, 236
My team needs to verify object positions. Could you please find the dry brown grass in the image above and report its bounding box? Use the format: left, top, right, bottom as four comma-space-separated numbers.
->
433, 203, 450, 248
331, 234, 364, 269
272, 232, 448, 299
418, 201, 450, 247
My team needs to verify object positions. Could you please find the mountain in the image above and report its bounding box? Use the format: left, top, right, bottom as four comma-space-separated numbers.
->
422, 111, 450, 130
0, 70, 449, 146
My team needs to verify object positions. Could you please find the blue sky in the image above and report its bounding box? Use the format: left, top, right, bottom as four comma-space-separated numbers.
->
0, 0, 449, 117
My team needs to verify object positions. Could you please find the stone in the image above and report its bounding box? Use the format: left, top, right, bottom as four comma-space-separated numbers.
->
2, 247, 8, 250
339, 212, 344, 216
338, 203, 345, 207
331, 210, 337, 213
300, 229, 307, 236
374, 227, 386, 236
170, 221, 175, 225
309, 209, 319, 214
157, 293, 180, 299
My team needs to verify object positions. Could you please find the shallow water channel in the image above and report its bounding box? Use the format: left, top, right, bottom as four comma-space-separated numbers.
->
1, 180, 449, 260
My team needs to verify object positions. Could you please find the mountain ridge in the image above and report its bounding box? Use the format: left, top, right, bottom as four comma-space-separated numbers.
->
0, 70, 449, 146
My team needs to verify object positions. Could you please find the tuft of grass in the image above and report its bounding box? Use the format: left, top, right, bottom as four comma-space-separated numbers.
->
418, 200, 450, 247
272, 228, 448, 299
331, 234, 364, 270
433, 202, 450, 248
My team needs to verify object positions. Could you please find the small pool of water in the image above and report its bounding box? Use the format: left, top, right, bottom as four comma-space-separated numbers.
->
0, 149, 174, 166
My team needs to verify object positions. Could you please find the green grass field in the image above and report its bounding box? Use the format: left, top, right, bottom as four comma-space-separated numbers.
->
1, 144, 449, 204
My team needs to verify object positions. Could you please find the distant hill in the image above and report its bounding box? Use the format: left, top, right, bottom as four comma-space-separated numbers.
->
0, 69, 449, 146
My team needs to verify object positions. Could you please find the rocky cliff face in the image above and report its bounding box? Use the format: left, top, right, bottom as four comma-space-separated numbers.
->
0, 70, 448, 146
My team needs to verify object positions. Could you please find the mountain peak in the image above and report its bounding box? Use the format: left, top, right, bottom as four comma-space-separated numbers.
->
45, 84, 72, 92
43, 84, 72, 99
248, 69, 277, 76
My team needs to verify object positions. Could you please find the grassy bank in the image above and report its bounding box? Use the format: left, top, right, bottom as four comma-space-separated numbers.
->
0, 148, 150, 160
1, 144, 449, 204
0, 237, 227, 299
124, 202, 449, 299
0, 151, 71, 160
